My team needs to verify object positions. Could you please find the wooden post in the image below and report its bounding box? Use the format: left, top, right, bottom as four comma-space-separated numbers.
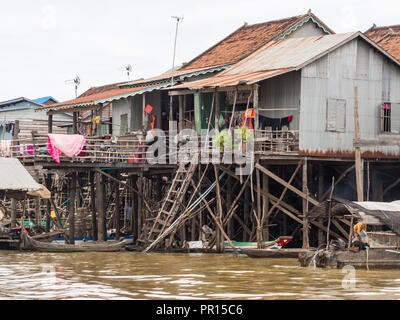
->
318, 163, 325, 246
262, 169, 269, 241
354, 86, 363, 201
48, 114, 53, 134
243, 186, 250, 241
90, 171, 98, 241
226, 176, 233, 239
214, 165, 223, 252
130, 176, 140, 240
11, 198, 17, 228
46, 199, 51, 232
302, 158, 309, 249
35, 197, 41, 229
137, 172, 143, 240
142, 93, 147, 129
178, 95, 183, 132
372, 167, 383, 201
12, 120, 19, 157
253, 84, 259, 152
96, 172, 106, 241
69, 172, 77, 244
256, 162, 263, 248
169, 95, 174, 124
214, 91, 220, 130
73, 112, 78, 134
114, 172, 120, 240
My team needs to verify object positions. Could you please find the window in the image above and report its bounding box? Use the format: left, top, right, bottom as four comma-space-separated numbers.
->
326, 98, 346, 132
120, 114, 128, 135
381, 103, 391, 133
381, 103, 400, 134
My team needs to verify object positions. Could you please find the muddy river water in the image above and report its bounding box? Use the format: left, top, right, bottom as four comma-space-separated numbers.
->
0, 250, 399, 300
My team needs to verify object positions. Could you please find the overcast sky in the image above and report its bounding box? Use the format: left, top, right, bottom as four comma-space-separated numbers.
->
0, 0, 399, 102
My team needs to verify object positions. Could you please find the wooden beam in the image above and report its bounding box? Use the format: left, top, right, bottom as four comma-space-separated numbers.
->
255, 163, 319, 206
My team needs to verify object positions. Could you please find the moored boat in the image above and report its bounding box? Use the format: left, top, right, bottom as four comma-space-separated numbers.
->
20, 230, 128, 252
299, 248, 400, 269
243, 248, 314, 258
186, 236, 293, 254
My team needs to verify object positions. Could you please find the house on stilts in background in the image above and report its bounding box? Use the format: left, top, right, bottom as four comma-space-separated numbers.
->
3, 11, 400, 251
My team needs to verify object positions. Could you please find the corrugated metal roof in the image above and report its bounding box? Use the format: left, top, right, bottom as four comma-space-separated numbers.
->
120, 65, 230, 88
0, 97, 43, 109
170, 32, 400, 90
39, 82, 171, 112
0, 158, 41, 192
33, 96, 58, 104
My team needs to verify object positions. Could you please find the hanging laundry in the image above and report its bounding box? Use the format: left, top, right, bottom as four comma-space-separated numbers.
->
0, 140, 13, 157
280, 115, 293, 128
259, 115, 293, 130
47, 134, 87, 163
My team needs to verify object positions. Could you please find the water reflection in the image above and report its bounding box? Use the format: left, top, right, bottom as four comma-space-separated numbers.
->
0, 251, 399, 300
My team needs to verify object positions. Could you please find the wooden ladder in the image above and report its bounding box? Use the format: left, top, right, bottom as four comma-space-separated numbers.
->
146, 161, 198, 244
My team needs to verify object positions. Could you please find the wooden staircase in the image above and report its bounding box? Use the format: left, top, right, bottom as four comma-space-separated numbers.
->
146, 161, 198, 245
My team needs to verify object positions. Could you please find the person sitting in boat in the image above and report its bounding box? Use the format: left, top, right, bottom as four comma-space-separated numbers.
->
352, 221, 368, 250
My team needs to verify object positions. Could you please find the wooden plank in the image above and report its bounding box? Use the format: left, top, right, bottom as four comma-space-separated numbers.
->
255, 163, 319, 206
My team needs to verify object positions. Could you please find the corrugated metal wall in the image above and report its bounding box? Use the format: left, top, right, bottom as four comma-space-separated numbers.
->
259, 71, 301, 130
299, 37, 400, 157
112, 91, 162, 136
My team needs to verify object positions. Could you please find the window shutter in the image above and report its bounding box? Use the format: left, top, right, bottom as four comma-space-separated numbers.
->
326, 98, 346, 132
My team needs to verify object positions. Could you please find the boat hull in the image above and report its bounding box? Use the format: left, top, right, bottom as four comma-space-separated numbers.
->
299, 248, 400, 269
20, 231, 128, 253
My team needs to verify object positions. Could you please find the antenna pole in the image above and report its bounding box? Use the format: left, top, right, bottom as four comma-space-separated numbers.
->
171, 16, 183, 86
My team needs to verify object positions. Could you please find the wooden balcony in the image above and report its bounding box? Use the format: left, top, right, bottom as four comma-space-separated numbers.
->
1, 129, 300, 168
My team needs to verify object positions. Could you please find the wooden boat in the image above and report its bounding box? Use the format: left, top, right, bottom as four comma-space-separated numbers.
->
20, 231, 128, 252
186, 236, 293, 254
243, 248, 314, 259
299, 248, 400, 269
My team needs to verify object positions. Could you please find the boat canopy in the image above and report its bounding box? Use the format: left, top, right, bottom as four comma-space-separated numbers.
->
310, 198, 400, 237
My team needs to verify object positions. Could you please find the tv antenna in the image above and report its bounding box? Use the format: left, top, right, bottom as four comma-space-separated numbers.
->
171, 15, 183, 86
120, 64, 133, 80
65, 76, 80, 98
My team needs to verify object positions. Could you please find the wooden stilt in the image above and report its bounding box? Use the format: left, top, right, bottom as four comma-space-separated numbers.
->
11, 198, 17, 228
90, 171, 98, 241
69, 172, 77, 244
318, 163, 325, 246
114, 172, 120, 240
262, 168, 269, 241
302, 158, 309, 249
214, 165, 223, 252
96, 172, 106, 241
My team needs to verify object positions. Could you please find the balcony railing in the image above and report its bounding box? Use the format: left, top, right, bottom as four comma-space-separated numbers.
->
0, 130, 300, 166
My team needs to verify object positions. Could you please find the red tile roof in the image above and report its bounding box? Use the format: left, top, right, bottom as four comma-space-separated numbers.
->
365, 24, 400, 42
179, 12, 334, 71
365, 24, 400, 62
376, 33, 400, 62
